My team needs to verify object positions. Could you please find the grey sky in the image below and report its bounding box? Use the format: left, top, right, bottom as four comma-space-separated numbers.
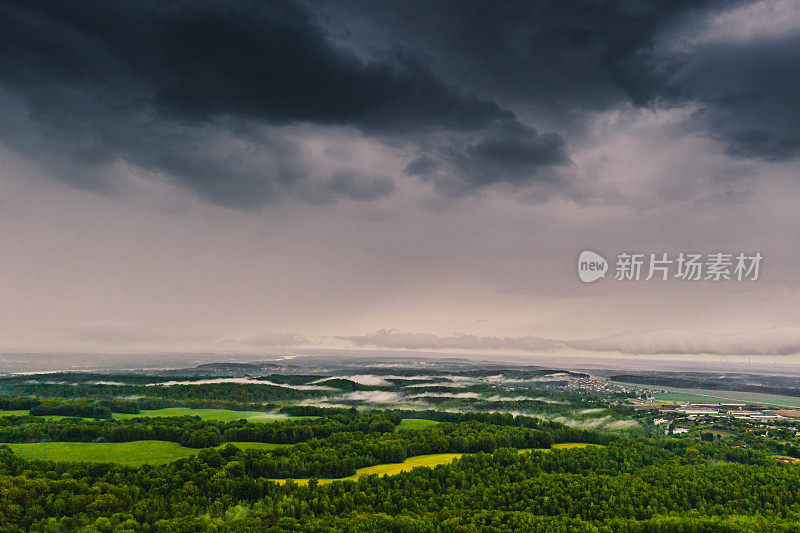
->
1, 0, 800, 359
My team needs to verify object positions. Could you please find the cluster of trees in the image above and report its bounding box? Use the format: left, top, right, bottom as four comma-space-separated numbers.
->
0, 372, 620, 420
0, 396, 40, 410
247, 421, 560, 478
150, 383, 323, 402
0, 407, 605, 478
29, 400, 112, 419
0, 397, 139, 418
280, 405, 356, 417
390, 409, 609, 441
29, 398, 140, 418
0, 393, 286, 415
0, 412, 402, 448
0, 381, 325, 403
135, 397, 280, 411
0, 426, 798, 531
418, 397, 589, 416
312, 379, 385, 391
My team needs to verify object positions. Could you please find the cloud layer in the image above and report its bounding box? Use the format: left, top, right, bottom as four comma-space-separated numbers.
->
3, 0, 799, 209
1, 1, 800, 355
568, 327, 800, 356
339, 327, 800, 357
340, 330, 559, 352
0, 0, 571, 207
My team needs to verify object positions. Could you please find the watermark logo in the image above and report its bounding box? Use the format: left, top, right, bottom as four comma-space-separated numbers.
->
578, 250, 762, 283
578, 250, 608, 283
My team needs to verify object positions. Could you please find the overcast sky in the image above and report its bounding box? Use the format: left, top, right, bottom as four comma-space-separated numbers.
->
2, 0, 800, 359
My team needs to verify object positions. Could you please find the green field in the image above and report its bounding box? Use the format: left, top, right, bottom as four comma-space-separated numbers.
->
5, 440, 286, 466
518, 442, 603, 453
274, 443, 602, 485
274, 453, 465, 485
113, 408, 301, 422
7, 441, 197, 466
396, 418, 440, 430
220, 442, 286, 452
0, 407, 309, 422
646, 386, 800, 408
0, 411, 89, 421
350, 453, 462, 478
551, 442, 602, 450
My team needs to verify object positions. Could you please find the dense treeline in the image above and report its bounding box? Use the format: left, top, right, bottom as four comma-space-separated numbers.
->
30, 400, 112, 419
0, 396, 40, 410
286, 408, 616, 445
0, 429, 797, 531
252, 421, 558, 478
391, 408, 610, 438
29, 398, 140, 418
0, 409, 603, 476
0, 393, 282, 414
0, 381, 324, 402
135, 397, 281, 411
283, 407, 613, 444
0, 412, 402, 448
280, 405, 356, 417
412, 397, 587, 416
0, 397, 139, 417
312, 378, 385, 391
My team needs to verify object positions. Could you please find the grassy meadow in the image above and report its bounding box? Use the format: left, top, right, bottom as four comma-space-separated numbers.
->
112, 407, 299, 422
0, 407, 315, 422
648, 387, 800, 408
273, 443, 603, 485
396, 418, 440, 430
5, 440, 286, 466
272, 452, 465, 485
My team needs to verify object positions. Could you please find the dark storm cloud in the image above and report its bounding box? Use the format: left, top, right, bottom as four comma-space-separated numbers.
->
651, 38, 800, 161
0, 0, 563, 207
0, 0, 507, 130
1, 0, 798, 208
408, 123, 570, 196
459, 126, 569, 183
325, 0, 720, 113
329, 0, 800, 162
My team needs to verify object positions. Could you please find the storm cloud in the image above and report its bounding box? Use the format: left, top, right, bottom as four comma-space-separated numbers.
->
1, 1, 800, 358
323, 0, 800, 161
1, 1, 799, 208
0, 0, 570, 207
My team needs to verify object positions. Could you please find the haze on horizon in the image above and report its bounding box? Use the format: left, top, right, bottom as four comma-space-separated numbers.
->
2, 1, 800, 360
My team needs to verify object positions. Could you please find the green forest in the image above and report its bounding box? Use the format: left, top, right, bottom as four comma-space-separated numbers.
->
0, 407, 799, 531
1, 372, 799, 531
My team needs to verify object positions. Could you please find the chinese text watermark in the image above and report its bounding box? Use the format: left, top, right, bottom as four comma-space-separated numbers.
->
578, 251, 762, 283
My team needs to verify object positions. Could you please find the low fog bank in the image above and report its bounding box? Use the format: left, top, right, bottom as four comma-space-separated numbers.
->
2, 349, 800, 377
